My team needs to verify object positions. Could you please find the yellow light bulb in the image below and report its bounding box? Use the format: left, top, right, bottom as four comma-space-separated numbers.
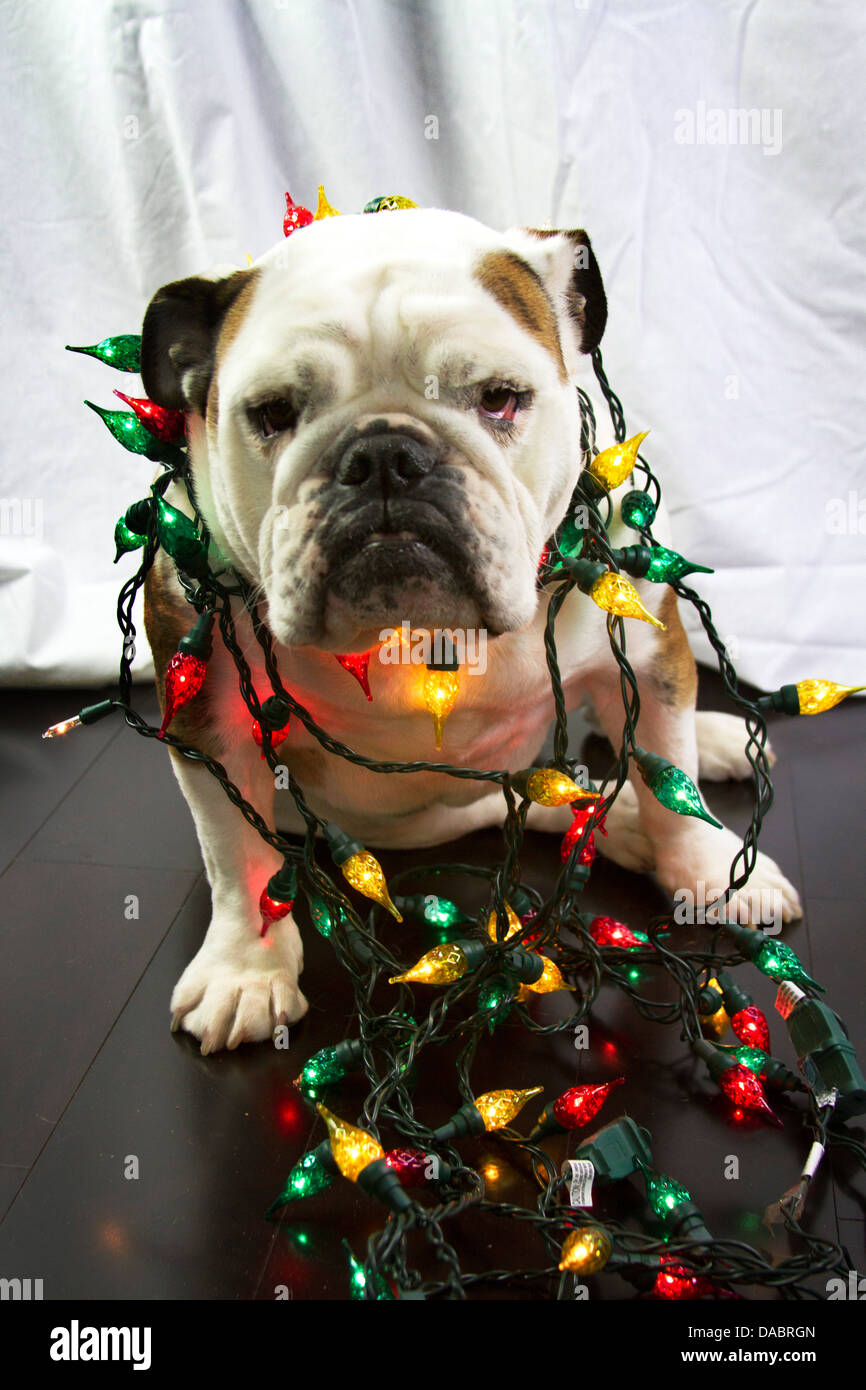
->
526, 957, 574, 995
524, 768, 597, 807
795, 679, 865, 715
340, 850, 403, 921
389, 943, 468, 986
588, 431, 650, 489
316, 1104, 384, 1182
558, 1224, 613, 1274
473, 1086, 543, 1131
698, 975, 729, 1039
486, 903, 522, 942
515, 984, 534, 1003
589, 571, 665, 629
314, 185, 340, 219
423, 667, 460, 749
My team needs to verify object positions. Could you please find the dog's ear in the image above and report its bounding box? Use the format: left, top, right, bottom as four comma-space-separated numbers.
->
507, 227, 607, 366
140, 268, 256, 413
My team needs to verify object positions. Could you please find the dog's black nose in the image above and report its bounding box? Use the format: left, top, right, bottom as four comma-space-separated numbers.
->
334, 432, 436, 491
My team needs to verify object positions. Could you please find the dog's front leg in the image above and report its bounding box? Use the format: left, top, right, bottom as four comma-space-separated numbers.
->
166, 734, 307, 1052
584, 592, 801, 926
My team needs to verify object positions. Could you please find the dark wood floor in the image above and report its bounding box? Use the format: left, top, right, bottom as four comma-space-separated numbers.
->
0, 670, 864, 1301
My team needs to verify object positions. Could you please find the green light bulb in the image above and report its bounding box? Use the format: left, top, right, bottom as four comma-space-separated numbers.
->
345, 1245, 394, 1301
67, 334, 141, 371
644, 544, 713, 584
633, 747, 722, 829
114, 517, 146, 561
638, 1160, 691, 1221
423, 895, 468, 928
266, 1150, 334, 1215
478, 974, 516, 1031
308, 895, 336, 938
155, 498, 209, 577
620, 489, 657, 530
722, 924, 823, 991
297, 1038, 365, 1088
720, 1043, 768, 1074
557, 515, 584, 558
755, 939, 819, 990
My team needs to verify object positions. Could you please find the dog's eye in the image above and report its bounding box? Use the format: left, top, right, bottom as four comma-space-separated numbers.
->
257, 398, 298, 438
479, 386, 519, 421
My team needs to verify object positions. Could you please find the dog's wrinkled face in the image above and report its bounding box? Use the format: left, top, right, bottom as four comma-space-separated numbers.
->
141, 209, 606, 651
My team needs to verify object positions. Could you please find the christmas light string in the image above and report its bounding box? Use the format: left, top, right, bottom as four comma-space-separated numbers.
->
55, 193, 866, 1299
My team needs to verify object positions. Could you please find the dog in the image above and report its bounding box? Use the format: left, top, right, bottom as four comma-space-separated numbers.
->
139, 207, 801, 1053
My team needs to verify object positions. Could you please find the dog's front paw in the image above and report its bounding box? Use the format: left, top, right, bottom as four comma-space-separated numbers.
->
695, 711, 776, 782
171, 935, 308, 1054
656, 827, 802, 928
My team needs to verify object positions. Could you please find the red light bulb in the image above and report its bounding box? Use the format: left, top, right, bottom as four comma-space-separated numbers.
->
588, 915, 650, 951
560, 804, 600, 865
158, 652, 207, 737
384, 1148, 437, 1188
283, 192, 314, 237
551, 1078, 625, 1131
730, 1005, 770, 1052
259, 889, 294, 937
654, 1255, 715, 1301
334, 651, 373, 700
112, 390, 186, 443
717, 1064, 780, 1125
252, 717, 291, 757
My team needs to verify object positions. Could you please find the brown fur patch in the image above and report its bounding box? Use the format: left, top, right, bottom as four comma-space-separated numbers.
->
649, 587, 698, 708
143, 552, 222, 753
206, 269, 260, 440
474, 250, 567, 380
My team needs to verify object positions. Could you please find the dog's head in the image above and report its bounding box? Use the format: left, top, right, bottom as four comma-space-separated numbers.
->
141, 209, 606, 651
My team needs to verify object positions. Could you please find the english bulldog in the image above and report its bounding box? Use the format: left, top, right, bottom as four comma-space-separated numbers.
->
139, 207, 801, 1053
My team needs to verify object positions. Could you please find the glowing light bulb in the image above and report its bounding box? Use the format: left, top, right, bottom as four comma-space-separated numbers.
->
794, 679, 865, 715
324, 823, 402, 921
653, 1255, 715, 1301
282, 191, 314, 237
633, 746, 722, 829
558, 1224, 613, 1274
717, 1065, 780, 1125
486, 902, 522, 942
316, 1104, 383, 1182
730, 1005, 771, 1052
314, 185, 340, 219
363, 195, 419, 212
266, 1147, 335, 1214
519, 767, 598, 807
341, 851, 402, 920
334, 651, 373, 700
423, 666, 460, 749
525, 957, 574, 994
589, 571, 665, 628
588, 915, 651, 951
620, 489, 657, 530
473, 1087, 543, 1131
587, 431, 650, 489
112, 390, 186, 443
66, 334, 141, 371
389, 942, 470, 986
531, 1078, 624, 1139
638, 1160, 692, 1221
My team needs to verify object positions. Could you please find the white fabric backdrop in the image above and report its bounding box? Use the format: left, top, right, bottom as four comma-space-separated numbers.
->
1, 0, 864, 687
